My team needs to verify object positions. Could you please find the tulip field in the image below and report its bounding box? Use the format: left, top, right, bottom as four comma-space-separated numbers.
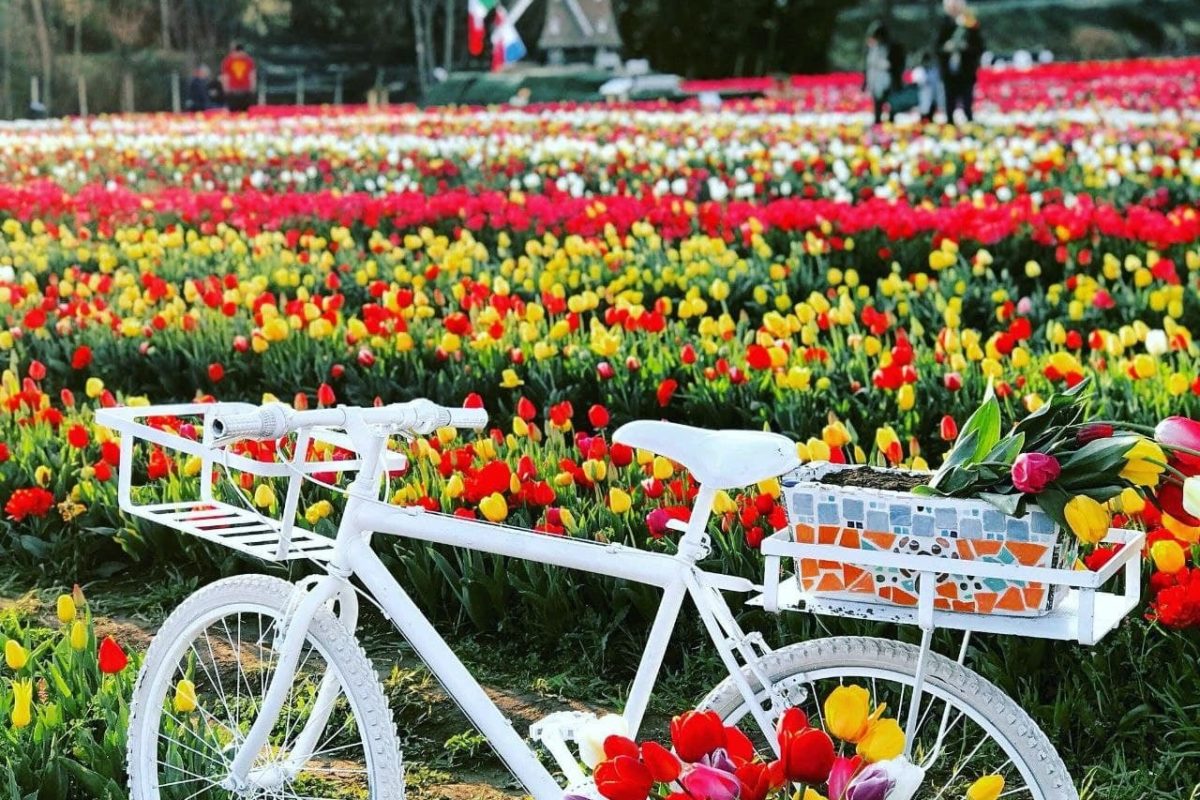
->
0, 56, 1199, 798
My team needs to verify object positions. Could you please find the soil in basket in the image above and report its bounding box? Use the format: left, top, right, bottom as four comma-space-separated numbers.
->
818, 467, 928, 493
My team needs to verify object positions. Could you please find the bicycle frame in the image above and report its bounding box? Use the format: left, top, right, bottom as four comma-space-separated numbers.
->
224, 420, 786, 798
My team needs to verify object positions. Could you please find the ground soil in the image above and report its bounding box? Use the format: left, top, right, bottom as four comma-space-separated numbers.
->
817, 467, 928, 492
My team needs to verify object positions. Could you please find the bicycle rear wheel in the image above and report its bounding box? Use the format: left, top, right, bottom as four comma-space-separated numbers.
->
699, 636, 1076, 800
127, 574, 404, 799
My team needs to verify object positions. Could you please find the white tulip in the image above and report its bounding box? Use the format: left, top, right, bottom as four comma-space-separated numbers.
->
576, 714, 629, 768
872, 757, 926, 800
1145, 329, 1169, 356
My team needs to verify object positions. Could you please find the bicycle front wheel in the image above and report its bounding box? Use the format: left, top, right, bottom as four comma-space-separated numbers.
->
127, 574, 404, 799
699, 636, 1076, 800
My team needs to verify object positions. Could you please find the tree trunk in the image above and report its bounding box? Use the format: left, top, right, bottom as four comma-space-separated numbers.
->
2, 0, 12, 118
160, 0, 171, 49
28, 0, 53, 111
443, 0, 455, 73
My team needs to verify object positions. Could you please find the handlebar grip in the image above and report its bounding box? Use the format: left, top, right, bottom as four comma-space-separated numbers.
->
211, 404, 291, 442
447, 407, 489, 430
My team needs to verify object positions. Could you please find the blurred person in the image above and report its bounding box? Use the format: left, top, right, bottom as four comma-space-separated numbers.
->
936, 0, 984, 123
185, 65, 222, 111
863, 21, 905, 125
912, 48, 944, 123
220, 43, 256, 112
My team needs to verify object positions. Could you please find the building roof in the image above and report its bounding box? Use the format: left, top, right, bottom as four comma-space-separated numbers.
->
538, 0, 623, 50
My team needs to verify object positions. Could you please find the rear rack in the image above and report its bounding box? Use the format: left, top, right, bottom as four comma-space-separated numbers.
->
754, 526, 1144, 645
96, 403, 405, 562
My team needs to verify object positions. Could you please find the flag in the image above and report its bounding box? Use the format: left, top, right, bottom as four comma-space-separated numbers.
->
468, 0, 497, 57
490, 6, 527, 71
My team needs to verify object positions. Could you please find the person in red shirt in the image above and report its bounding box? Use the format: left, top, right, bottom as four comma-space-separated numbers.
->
220, 43, 256, 112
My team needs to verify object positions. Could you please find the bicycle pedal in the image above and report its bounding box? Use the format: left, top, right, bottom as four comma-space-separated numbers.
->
529, 710, 597, 744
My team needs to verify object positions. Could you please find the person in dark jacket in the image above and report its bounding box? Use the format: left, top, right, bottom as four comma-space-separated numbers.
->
936, 0, 984, 123
863, 21, 906, 125
185, 65, 223, 111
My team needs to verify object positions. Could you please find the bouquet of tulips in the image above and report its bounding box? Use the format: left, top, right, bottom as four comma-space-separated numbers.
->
917, 378, 1200, 548
572, 684, 1004, 800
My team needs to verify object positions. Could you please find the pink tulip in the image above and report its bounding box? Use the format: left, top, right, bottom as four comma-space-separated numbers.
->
1156, 417, 1200, 474
680, 764, 740, 800
1011, 452, 1061, 494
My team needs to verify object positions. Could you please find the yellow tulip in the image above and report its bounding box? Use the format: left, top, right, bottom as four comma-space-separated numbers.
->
499, 369, 524, 388
4, 640, 27, 670
824, 684, 872, 743
10, 679, 32, 729
70, 621, 87, 651
445, 474, 465, 500
856, 716, 905, 762
966, 774, 1005, 800
85, 377, 105, 399
56, 594, 76, 624
1063, 495, 1110, 545
174, 679, 198, 714
479, 492, 508, 522
252, 483, 276, 509
1162, 513, 1200, 544
608, 487, 632, 514
1120, 439, 1166, 488
652, 456, 673, 480
1151, 540, 1186, 573
802, 790, 828, 800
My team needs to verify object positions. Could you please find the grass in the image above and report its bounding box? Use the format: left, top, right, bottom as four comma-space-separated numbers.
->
4, 565, 1198, 798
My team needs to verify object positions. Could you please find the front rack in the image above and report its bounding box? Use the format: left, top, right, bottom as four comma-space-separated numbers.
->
96, 403, 405, 563
753, 526, 1144, 645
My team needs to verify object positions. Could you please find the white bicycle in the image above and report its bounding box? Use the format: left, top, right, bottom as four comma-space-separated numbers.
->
98, 399, 1144, 800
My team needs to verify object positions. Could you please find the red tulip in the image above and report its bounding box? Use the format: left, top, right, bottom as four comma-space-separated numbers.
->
517, 397, 537, 421
776, 706, 809, 736
597, 361, 615, 380
463, 392, 484, 409
656, 378, 678, 407
1011, 452, 1060, 494
357, 348, 376, 367
777, 725, 835, 785
1156, 417, 1200, 474
98, 636, 128, 674
1158, 481, 1200, 526
669, 709, 726, 762
610, 443, 634, 467
640, 741, 681, 782
71, 345, 93, 370
602, 735, 640, 760
28, 360, 46, 381
736, 761, 781, 800
588, 404, 611, 428
594, 755, 653, 800
943, 371, 962, 391
1076, 422, 1114, 444
67, 424, 89, 449
317, 383, 336, 407
939, 415, 958, 441
207, 363, 225, 383
724, 724, 756, 764
681, 344, 697, 365
330, 363, 346, 379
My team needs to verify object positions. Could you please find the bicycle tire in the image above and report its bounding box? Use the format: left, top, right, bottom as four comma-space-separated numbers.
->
126, 574, 405, 799
698, 635, 1077, 800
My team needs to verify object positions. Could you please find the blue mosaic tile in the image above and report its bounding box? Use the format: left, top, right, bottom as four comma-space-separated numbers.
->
1006, 518, 1030, 541
817, 503, 839, 524
912, 513, 935, 537
843, 499, 864, 523
1030, 511, 1056, 536
982, 510, 1006, 533
889, 505, 912, 527
934, 507, 957, 532
959, 518, 983, 539
984, 577, 1010, 592
866, 510, 889, 532
792, 494, 814, 518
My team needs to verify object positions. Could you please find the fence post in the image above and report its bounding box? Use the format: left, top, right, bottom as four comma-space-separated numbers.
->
30, 76, 39, 107
257, 76, 267, 107
295, 70, 304, 105
170, 72, 181, 113
77, 73, 87, 116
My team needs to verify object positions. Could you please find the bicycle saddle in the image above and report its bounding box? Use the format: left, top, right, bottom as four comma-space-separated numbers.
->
613, 420, 800, 489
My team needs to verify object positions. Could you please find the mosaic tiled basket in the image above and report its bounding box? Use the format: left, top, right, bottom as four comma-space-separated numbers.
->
781, 463, 1077, 617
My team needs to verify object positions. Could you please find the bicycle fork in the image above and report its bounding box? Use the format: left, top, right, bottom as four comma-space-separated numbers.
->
222, 572, 359, 792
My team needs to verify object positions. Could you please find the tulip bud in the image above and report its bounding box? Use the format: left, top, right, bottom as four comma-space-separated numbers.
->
4, 640, 27, 670
70, 621, 87, 651
1151, 540, 1186, 574
56, 594, 76, 624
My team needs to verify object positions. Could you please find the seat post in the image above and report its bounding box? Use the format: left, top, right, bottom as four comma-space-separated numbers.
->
679, 484, 717, 562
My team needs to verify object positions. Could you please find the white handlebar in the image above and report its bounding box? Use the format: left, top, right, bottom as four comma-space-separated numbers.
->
211, 400, 489, 444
